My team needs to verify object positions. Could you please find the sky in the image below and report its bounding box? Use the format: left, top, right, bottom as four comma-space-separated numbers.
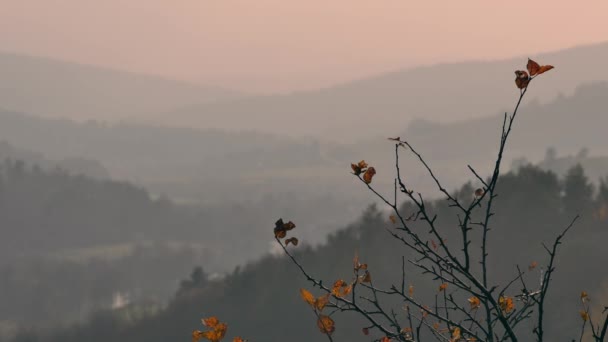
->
1, 0, 607, 93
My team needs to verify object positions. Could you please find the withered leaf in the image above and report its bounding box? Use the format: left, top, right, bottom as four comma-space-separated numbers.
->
468, 296, 481, 310
332, 280, 352, 298
514, 70, 530, 89
300, 288, 316, 307
537, 65, 554, 75
285, 237, 299, 246
274, 218, 296, 238
315, 293, 330, 311
202, 317, 219, 328
527, 58, 541, 76
360, 271, 372, 283
363, 167, 376, 184
317, 315, 336, 335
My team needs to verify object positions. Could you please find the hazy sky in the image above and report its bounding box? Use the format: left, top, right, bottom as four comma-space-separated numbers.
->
1, 0, 607, 93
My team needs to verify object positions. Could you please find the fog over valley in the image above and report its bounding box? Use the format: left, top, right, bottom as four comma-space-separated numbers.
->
1, 3, 608, 341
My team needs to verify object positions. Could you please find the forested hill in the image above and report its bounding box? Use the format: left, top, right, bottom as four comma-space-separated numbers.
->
17, 164, 608, 342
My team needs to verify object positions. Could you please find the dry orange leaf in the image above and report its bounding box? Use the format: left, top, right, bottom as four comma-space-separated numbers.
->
514, 70, 530, 89
274, 218, 296, 239
300, 288, 316, 307
285, 237, 299, 246
315, 293, 331, 311
527, 58, 554, 76
528, 261, 538, 271
380, 337, 392, 342
389, 215, 397, 224
351, 163, 363, 176
474, 188, 484, 197
233, 338, 246, 342
317, 315, 335, 335
200, 323, 227, 342
353, 252, 368, 271
193, 330, 205, 342
439, 283, 448, 292
580, 310, 590, 322
360, 271, 372, 283
202, 317, 219, 328
408, 285, 414, 298
537, 65, 554, 74
363, 167, 376, 184
451, 327, 461, 342
499, 296, 515, 314
331, 279, 352, 298
527, 58, 541, 76
468, 296, 481, 310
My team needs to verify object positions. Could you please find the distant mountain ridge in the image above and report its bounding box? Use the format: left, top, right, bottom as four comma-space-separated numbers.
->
161, 42, 608, 141
0, 52, 241, 121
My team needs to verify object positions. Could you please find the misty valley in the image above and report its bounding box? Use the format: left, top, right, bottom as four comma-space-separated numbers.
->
1, 42, 608, 342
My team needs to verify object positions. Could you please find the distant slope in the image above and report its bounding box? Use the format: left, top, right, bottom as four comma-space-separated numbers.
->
1, 81, 608, 204
21, 166, 608, 342
0, 52, 241, 121
162, 42, 608, 141
0, 140, 110, 179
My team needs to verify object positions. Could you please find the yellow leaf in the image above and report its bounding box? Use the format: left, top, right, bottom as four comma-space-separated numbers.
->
580, 310, 589, 322
581, 291, 589, 303
317, 315, 335, 335
300, 288, 316, 307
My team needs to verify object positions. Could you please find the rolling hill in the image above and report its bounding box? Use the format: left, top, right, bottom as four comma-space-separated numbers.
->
161, 42, 608, 141
0, 52, 241, 121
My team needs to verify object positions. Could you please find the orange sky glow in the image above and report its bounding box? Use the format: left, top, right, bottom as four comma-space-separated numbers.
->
1, 0, 607, 92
